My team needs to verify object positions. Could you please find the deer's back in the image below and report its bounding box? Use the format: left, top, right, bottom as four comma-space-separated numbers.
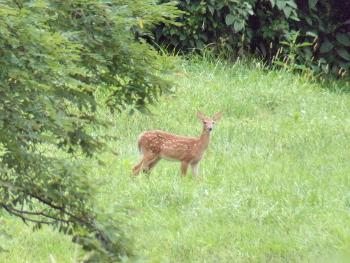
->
138, 130, 198, 160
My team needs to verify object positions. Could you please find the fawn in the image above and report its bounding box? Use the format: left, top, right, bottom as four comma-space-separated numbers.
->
132, 111, 222, 177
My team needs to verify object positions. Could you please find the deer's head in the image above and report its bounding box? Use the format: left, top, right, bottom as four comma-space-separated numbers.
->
197, 111, 222, 133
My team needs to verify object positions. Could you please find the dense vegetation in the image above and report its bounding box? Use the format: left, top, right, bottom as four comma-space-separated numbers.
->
155, 0, 350, 77
0, 0, 179, 261
1, 57, 350, 262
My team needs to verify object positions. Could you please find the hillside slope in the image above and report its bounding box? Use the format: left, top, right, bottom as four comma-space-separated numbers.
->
1, 58, 350, 262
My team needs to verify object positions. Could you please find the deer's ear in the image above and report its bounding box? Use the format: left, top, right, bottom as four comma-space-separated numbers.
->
197, 111, 206, 121
213, 112, 223, 121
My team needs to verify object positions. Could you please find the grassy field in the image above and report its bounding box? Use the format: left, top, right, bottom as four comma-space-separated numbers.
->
1, 57, 350, 262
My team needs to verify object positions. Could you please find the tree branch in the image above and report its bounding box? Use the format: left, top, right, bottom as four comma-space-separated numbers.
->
1, 180, 112, 251
0, 204, 72, 224
2, 204, 53, 225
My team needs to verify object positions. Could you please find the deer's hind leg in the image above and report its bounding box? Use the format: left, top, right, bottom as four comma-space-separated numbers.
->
140, 152, 159, 174
147, 157, 160, 172
133, 150, 159, 176
132, 158, 144, 175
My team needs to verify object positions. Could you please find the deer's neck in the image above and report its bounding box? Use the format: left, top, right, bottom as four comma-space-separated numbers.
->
197, 129, 211, 151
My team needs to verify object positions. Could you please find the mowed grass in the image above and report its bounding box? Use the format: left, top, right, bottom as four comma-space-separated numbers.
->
1, 58, 350, 262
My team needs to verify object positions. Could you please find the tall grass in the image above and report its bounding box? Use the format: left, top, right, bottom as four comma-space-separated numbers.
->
1, 57, 350, 262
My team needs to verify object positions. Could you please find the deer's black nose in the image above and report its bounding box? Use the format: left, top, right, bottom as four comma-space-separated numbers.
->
208, 127, 212, 131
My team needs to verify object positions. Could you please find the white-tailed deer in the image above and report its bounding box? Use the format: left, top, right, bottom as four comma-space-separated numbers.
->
132, 111, 222, 177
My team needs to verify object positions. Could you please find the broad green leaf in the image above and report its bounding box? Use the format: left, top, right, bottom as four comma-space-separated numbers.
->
208, 5, 214, 15
225, 14, 235, 26
287, 1, 297, 9
276, 0, 286, 9
283, 7, 292, 18
336, 33, 350, 47
337, 48, 350, 61
319, 40, 333, 53
308, 0, 318, 9
234, 21, 244, 32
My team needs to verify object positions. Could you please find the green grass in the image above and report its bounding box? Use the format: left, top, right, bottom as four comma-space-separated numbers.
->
1, 57, 350, 262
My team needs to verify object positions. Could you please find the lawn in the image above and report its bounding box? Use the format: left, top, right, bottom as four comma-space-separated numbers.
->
1, 57, 350, 262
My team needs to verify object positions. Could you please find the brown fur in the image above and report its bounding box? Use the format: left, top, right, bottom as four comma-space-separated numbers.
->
132, 111, 222, 177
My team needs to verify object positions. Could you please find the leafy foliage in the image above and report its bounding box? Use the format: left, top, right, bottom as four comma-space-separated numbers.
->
295, 0, 350, 77
0, 0, 179, 261
155, 0, 350, 77
155, 0, 256, 53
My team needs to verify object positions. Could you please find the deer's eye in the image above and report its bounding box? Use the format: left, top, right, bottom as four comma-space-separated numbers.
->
213, 121, 216, 124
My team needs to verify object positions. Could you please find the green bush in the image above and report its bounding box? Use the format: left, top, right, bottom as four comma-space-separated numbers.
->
155, 0, 350, 77
0, 0, 179, 261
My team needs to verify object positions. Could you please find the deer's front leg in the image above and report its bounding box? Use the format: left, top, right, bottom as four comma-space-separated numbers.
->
191, 161, 199, 177
181, 161, 189, 176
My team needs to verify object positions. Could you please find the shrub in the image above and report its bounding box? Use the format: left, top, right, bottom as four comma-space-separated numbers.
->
155, 0, 350, 78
